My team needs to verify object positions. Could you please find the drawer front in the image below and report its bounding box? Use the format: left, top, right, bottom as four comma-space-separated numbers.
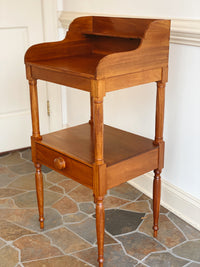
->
36, 143, 93, 189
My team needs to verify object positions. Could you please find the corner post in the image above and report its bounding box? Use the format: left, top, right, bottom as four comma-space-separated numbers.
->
92, 80, 106, 267
29, 79, 44, 229
153, 80, 166, 237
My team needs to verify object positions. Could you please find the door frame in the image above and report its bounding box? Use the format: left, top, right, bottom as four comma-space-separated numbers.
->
42, 0, 63, 132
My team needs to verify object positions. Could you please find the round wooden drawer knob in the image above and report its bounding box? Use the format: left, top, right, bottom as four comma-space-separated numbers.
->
54, 157, 66, 170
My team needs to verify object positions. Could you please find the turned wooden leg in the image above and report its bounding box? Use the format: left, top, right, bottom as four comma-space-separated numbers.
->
153, 168, 161, 237
96, 196, 105, 267
35, 163, 44, 229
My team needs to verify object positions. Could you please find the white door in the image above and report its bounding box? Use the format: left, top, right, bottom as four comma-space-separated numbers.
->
0, 0, 62, 153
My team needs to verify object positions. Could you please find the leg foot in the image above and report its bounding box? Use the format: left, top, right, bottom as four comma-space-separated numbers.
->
153, 169, 161, 237
35, 163, 44, 229
96, 196, 105, 266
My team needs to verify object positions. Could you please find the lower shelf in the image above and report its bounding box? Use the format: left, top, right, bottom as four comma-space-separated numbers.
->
37, 123, 157, 165
35, 123, 159, 189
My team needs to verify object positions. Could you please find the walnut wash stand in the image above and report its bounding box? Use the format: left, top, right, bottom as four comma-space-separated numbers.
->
25, 16, 170, 266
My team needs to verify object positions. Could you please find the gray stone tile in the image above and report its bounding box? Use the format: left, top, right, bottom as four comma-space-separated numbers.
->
169, 213, 200, 240
0, 239, 6, 249
13, 190, 61, 208
14, 234, 63, 262
23, 255, 91, 267
45, 227, 91, 253
74, 244, 138, 267
48, 184, 64, 194
0, 220, 35, 241
8, 173, 52, 191
8, 162, 35, 175
93, 232, 119, 246
21, 149, 32, 161
117, 232, 165, 260
0, 245, 19, 267
52, 196, 78, 215
104, 233, 119, 245
104, 195, 130, 209
187, 263, 200, 267
0, 208, 62, 232
0, 174, 17, 187
173, 240, 200, 262
0, 152, 25, 166
0, 188, 24, 198
46, 171, 69, 183
79, 202, 95, 214
144, 252, 189, 266
68, 185, 94, 202
139, 214, 186, 248
109, 183, 141, 200
121, 200, 151, 213
0, 198, 17, 208
137, 194, 151, 201
0, 167, 17, 187
103, 209, 145, 235
63, 212, 87, 223
58, 179, 79, 193
41, 165, 52, 173
149, 199, 169, 214
67, 218, 96, 244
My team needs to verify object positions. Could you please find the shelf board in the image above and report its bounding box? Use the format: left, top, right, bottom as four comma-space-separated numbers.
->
37, 123, 158, 167
83, 31, 141, 39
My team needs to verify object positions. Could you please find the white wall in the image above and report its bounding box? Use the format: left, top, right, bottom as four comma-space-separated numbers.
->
63, 0, 200, 19
61, 1, 200, 202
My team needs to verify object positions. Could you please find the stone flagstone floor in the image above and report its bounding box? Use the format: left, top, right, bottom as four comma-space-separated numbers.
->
0, 149, 200, 267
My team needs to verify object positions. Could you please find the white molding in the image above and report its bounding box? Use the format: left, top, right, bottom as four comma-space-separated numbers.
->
58, 11, 200, 47
129, 173, 200, 231
171, 19, 200, 46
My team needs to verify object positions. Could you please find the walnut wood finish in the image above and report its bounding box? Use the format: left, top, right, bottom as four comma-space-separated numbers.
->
153, 81, 166, 237
29, 79, 41, 140
35, 163, 44, 229
54, 157, 66, 170
96, 196, 105, 266
153, 169, 161, 238
25, 16, 170, 266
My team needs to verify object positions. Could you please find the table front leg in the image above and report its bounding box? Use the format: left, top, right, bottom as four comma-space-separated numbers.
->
153, 169, 161, 237
29, 79, 44, 229
93, 93, 106, 266
96, 196, 105, 267
153, 81, 166, 237
35, 163, 44, 229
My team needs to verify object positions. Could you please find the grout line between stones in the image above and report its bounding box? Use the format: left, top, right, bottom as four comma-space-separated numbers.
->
1, 149, 200, 266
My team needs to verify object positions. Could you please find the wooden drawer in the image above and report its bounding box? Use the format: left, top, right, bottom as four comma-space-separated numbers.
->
35, 143, 93, 189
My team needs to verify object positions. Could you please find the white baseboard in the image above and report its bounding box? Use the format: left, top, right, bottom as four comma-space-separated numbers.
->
129, 173, 200, 231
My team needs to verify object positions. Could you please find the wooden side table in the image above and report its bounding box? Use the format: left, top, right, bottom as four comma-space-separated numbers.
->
25, 16, 170, 266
